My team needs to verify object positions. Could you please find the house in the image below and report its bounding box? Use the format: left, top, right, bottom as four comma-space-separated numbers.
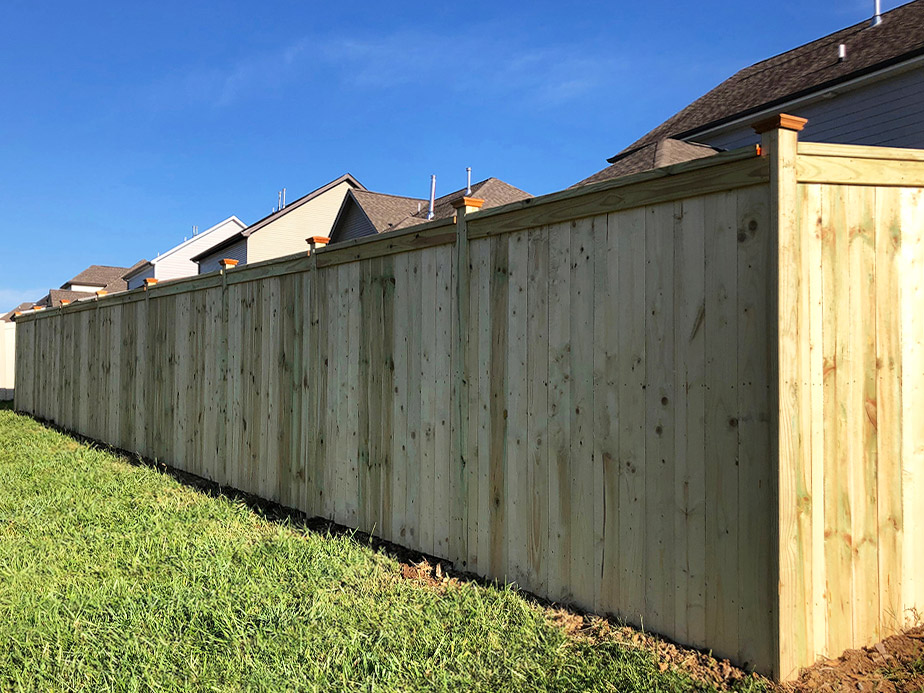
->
124, 216, 245, 289
192, 174, 363, 273
0, 318, 13, 400
33, 261, 146, 308
577, 0, 924, 185
328, 177, 532, 243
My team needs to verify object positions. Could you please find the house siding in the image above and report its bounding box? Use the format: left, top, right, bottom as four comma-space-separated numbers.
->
150, 218, 245, 283
198, 238, 247, 275
332, 199, 377, 243
126, 265, 155, 291
247, 181, 354, 264
699, 66, 924, 151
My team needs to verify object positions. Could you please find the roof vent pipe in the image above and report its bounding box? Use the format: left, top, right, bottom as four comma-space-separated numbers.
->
427, 175, 436, 220
872, 0, 882, 26
282, 188, 286, 208
838, 43, 846, 62
466, 167, 472, 195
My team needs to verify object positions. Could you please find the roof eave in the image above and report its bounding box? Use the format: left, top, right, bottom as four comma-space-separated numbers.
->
607, 47, 924, 163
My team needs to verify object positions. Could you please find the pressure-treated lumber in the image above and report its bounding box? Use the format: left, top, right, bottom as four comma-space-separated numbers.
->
14, 132, 924, 681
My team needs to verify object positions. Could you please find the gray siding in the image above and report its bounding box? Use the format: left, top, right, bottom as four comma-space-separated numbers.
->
701, 66, 924, 151
126, 265, 155, 291
331, 201, 376, 243
197, 238, 247, 274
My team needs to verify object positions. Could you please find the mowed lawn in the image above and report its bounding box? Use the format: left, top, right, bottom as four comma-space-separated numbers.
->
0, 402, 767, 692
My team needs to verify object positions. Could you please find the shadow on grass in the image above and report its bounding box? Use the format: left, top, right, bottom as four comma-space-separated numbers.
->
0, 401, 13, 411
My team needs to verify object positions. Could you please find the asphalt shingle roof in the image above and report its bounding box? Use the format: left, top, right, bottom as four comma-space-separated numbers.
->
353, 178, 533, 233
573, 139, 719, 187
616, 0, 924, 159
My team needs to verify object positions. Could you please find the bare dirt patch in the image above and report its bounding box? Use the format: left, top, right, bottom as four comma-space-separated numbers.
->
786, 625, 924, 693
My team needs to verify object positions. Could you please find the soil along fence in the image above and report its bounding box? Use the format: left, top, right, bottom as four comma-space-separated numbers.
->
14, 116, 924, 680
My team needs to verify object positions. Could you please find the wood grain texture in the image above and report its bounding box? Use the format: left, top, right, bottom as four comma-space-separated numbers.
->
15, 142, 924, 681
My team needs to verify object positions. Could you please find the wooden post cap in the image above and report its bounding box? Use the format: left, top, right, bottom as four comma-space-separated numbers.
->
751, 113, 808, 134
144, 278, 158, 287
219, 258, 239, 268
95, 290, 107, 297
451, 196, 485, 210
60, 299, 71, 306
32, 305, 44, 311
306, 236, 330, 246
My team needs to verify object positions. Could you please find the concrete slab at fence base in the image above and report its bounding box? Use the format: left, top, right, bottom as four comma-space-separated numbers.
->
12, 127, 924, 681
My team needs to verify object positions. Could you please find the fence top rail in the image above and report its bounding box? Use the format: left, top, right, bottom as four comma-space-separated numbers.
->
12, 144, 766, 323
798, 141, 924, 162
21, 139, 924, 324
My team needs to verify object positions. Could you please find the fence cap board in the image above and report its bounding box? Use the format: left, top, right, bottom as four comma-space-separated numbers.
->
315, 218, 457, 268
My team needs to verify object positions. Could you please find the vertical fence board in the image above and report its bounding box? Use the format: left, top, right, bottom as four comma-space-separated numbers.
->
15, 144, 924, 681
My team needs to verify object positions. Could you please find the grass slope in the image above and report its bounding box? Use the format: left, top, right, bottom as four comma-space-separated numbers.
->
0, 403, 765, 692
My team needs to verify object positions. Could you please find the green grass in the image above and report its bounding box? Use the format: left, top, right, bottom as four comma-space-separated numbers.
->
0, 403, 767, 692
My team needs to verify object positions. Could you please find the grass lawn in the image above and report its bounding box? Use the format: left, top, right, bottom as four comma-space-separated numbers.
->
0, 402, 768, 692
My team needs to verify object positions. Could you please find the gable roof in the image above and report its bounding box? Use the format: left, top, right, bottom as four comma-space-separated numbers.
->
244, 174, 363, 238
190, 174, 363, 263
574, 139, 719, 187
64, 265, 132, 289
34, 289, 96, 309
612, 0, 924, 163
332, 177, 533, 239
349, 190, 428, 232
0, 302, 37, 323
124, 216, 245, 281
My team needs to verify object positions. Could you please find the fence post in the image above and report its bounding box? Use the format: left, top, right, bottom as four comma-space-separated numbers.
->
451, 195, 485, 566
303, 236, 329, 515
752, 112, 807, 680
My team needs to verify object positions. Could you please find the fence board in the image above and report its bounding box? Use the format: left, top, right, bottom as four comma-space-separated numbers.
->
14, 140, 924, 680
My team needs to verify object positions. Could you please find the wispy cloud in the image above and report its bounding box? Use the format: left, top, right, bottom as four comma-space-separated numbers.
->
139, 27, 625, 112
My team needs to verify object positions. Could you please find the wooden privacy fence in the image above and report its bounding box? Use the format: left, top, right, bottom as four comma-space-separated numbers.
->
14, 117, 924, 680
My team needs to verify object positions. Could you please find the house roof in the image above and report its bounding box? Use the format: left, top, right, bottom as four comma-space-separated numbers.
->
349, 190, 428, 232
34, 289, 96, 309
338, 177, 533, 235
64, 265, 132, 289
0, 302, 37, 323
191, 174, 364, 263
611, 0, 924, 163
574, 139, 720, 187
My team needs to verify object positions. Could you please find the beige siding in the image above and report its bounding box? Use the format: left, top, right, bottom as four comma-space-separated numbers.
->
247, 182, 354, 264
0, 320, 14, 399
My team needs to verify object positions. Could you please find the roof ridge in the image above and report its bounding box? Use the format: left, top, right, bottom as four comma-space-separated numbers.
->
353, 189, 428, 203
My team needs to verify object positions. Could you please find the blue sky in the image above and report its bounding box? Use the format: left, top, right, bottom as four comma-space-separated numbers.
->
0, 0, 899, 307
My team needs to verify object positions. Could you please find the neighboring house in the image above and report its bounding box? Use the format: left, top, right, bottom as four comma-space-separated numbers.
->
125, 216, 245, 289
0, 303, 29, 400
0, 318, 13, 400
577, 0, 924, 185
0, 302, 36, 322
34, 262, 145, 308
328, 177, 532, 243
192, 175, 363, 273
